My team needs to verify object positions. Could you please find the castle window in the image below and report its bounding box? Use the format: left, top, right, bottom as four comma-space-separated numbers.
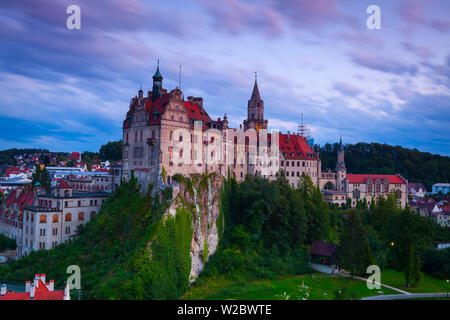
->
53, 215, 59, 223
170, 131, 173, 140
39, 215, 47, 224
179, 134, 183, 142
171, 115, 174, 120
78, 212, 84, 221
180, 116, 183, 122
65, 213, 72, 222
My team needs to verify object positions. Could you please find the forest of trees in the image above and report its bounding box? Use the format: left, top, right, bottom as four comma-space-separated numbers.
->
316, 142, 450, 190
196, 172, 450, 290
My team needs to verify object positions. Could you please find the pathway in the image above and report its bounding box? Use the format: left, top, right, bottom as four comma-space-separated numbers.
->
338, 272, 411, 294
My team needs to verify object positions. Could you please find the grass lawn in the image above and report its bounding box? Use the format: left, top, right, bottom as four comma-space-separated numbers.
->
183, 273, 400, 300
380, 269, 450, 294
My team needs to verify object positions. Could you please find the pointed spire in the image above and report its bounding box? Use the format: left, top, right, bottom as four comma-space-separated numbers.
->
153, 59, 162, 79
251, 72, 261, 100
338, 135, 344, 152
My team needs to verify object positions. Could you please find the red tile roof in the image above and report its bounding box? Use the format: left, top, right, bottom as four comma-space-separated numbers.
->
57, 180, 72, 189
0, 279, 65, 300
346, 174, 406, 184
276, 133, 317, 160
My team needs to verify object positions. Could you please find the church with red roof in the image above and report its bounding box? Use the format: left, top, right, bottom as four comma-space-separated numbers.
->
121, 63, 407, 208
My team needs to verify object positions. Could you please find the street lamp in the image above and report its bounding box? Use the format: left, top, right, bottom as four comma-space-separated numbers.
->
390, 242, 395, 247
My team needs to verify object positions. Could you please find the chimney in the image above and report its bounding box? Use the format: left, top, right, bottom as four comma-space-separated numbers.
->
25, 281, 30, 292
40, 274, 46, 284
48, 280, 54, 292
1, 284, 6, 296
64, 284, 71, 300
34, 274, 39, 288
30, 283, 36, 299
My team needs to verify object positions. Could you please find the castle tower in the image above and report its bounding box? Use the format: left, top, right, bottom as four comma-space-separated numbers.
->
152, 61, 163, 101
335, 136, 346, 191
243, 74, 268, 131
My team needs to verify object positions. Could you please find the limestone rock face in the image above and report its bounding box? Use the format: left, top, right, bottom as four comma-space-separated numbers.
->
163, 173, 223, 283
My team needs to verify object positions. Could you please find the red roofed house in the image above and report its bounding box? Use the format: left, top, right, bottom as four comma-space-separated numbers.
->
68, 152, 81, 162
0, 189, 37, 256
309, 241, 340, 274
0, 274, 70, 300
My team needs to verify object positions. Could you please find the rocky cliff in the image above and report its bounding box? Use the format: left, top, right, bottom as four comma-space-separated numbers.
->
164, 172, 223, 282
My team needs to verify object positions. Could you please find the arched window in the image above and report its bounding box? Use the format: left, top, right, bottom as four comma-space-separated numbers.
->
39, 215, 46, 223
90, 211, 96, 219
78, 212, 84, 221
65, 213, 72, 222
52, 215, 59, 223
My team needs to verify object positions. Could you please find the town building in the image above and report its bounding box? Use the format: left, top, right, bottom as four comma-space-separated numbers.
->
432, 183, 450, 195
0, 274, 70, 300
408, 183, 427, 198
21, 180, 109, 256
121, 63, 408, 208
0, 188, 37, 255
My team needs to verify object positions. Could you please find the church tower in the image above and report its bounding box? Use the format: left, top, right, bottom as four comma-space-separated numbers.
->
243, 74, 268, 131
152, 61, 163, 101
335, 136, 346, 191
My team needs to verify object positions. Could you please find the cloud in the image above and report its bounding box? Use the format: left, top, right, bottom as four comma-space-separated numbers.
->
401, 42, 433, 59
350, 51, 418, 76
200, 0, 282, 36
333, 81, 361, 96
397, 0, 450, 33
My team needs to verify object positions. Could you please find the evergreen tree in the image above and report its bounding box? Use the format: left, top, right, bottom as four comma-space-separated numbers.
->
337, 211, 373, 276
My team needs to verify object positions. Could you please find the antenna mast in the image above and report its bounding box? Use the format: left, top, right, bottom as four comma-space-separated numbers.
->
298, 113, 309, 138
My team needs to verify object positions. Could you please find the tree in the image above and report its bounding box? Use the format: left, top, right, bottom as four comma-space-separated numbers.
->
384, 207, 432, 288
99, 140, 123, 161
337, 211, 373, 276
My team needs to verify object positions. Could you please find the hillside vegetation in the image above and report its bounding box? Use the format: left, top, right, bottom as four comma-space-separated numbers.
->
0, 176, 193, 299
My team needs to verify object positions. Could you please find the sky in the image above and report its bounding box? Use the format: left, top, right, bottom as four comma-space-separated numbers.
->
0, 0, 449, 155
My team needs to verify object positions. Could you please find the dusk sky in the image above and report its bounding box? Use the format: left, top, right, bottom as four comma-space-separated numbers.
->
0, 0, 449, 155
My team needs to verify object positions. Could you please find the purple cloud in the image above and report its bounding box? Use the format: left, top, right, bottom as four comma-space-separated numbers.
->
201, 0, 282, 36
333, 81, 361, 96
350, 51, 418, 76
401, 42, 433, 59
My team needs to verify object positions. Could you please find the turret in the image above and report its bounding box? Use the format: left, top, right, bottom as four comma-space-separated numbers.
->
152, 60, 163, 101
243, 73, 268, 131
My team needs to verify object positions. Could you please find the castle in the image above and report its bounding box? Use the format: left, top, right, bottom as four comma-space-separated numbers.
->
121, 64, 407, 208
